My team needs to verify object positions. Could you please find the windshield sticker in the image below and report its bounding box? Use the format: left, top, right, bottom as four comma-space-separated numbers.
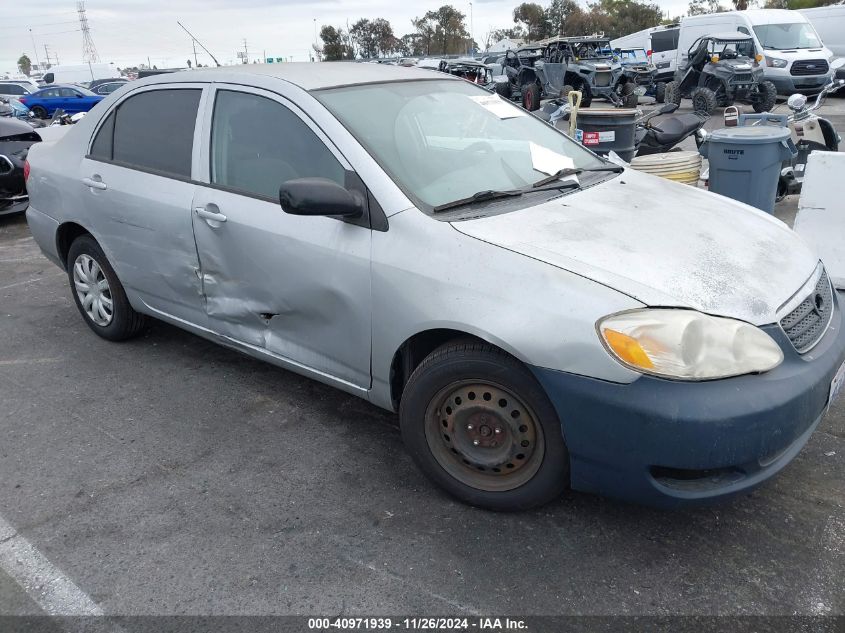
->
529, 142, 577, 179
469, 94, 526, 119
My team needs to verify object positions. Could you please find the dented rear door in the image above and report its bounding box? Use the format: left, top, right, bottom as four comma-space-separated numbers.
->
190, 86, 372, 389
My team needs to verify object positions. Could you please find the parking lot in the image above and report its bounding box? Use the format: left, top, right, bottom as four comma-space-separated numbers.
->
1, 99, 844, 625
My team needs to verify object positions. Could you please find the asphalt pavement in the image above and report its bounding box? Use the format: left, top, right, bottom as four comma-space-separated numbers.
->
0, 100, 844, 622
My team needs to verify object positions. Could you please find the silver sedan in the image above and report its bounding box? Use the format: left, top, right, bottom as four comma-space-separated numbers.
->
25, 63, 845, 510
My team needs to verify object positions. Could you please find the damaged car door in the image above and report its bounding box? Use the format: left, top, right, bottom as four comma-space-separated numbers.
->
191, 87, 372, 389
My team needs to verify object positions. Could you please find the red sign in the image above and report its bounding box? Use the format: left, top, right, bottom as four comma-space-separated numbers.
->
582, 131, 601, 146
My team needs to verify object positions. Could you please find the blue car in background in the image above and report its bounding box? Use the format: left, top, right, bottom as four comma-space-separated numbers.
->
18, 84, 103, 119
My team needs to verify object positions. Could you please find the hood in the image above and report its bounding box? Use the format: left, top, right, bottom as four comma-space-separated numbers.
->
451, 170, 818, 326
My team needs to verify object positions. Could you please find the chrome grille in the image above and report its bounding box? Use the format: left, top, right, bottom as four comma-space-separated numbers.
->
780, 270, 833, 353
791, 59, 829, 76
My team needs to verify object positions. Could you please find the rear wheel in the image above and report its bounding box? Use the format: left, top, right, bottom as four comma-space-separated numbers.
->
399, 341, 570, 511
655, 81, 666, 103
522, 82, 541, 111
620, 82, 638, 108
67, 235, 146, 341
752, 80, 778, 113
494, 80, 511, 99
30, 105, 47, 119
664, 80, 682, 106
691, 86, 718, 115
579, 84, 593, 108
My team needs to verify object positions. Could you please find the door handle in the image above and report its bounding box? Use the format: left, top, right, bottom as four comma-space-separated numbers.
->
82, 176, 107, 190
194, 206, 227, 223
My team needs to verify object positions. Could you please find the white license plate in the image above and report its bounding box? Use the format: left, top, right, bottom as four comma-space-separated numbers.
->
829, 361, 845, 408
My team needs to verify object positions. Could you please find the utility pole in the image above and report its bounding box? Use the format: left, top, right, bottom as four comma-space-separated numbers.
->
43, 45, 51, 67
192, 40, 198, 67
469, 2, 474, 55
243, 38, 249, 64
29, 29, 42, 71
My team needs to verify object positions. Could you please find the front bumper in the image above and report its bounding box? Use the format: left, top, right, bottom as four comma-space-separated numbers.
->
768, 72, 834, 95
531, 293, 845, 507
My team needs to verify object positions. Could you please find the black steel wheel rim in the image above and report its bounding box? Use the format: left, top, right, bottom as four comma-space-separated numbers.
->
424, 380, 545, 492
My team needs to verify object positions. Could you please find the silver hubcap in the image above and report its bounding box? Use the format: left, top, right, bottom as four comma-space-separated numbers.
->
73, 254, 113, 326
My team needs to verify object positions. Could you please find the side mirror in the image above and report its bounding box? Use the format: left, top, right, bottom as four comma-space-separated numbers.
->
659, 103, 679, 114
831, 58, 844, 71
76, 94, 84, 98
279, 178, 363, 218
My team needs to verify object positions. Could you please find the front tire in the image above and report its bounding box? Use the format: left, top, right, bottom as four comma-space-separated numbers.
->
30, 105, 47, 119
664, 80, 681, 106
399, 341, 570, 511
753, 80, 778, 113
494, 80, 511, 99
691, 86, 717, 115
67, 235, 146, 341
655, 81, 666, 104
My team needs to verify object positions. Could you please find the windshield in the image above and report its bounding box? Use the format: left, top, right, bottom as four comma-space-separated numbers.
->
752, 23, 822, 50
316, 79, 604, 211
618, 49, 648, 62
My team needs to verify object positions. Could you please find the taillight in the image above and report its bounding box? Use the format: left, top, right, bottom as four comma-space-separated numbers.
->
18, 97, 27, 104
646, 49, 652, 58
24, 159, 30, 182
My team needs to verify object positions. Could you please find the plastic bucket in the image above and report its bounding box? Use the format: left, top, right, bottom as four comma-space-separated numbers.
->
560, 108, 638, 162
700, 126, 797, 213
630, 151, 702, 186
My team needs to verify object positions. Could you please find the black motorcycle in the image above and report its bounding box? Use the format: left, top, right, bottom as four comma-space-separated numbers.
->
536, 101, 708, 157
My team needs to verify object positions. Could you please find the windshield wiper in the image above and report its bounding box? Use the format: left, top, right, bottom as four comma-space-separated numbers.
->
530, 164, 624, 188
433, 189, 523, 212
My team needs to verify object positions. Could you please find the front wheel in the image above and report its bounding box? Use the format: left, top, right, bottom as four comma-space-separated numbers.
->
30, 105, 47, 119
399, 341, 570, 511
494, 80, 511, 99
690, 86, 718, 115
655, 81, 666, 104
663, 80, 682, 107
752, 80, 778, 113
67, 235, 146, 341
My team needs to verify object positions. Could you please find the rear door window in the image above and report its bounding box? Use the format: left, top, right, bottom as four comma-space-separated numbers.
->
93, 88, 201, 178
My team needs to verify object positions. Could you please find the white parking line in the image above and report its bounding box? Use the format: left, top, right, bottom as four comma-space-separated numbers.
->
0, 514, 103, 616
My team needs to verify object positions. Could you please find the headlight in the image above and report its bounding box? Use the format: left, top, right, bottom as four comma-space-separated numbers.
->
597, 309, 783, 380
765, 56, 788, 68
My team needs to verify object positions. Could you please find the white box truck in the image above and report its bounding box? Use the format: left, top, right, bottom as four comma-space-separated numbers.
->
677, 10, 833, 95
42, 63, 119, 86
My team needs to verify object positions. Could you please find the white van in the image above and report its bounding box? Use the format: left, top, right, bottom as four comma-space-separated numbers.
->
678, 10, 833, 95
612, 24, 680, 82
42, 63, 119, 86
800, 5, 845, 57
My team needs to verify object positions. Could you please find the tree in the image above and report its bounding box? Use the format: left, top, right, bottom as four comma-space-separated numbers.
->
17, 54, 32, 76
513, 3, 549, 40
487, 26, 527, 48
545, 0, 580, 36
410, 14, 436, 55
320, 25, 355, 61
687, 0, 728, 14
409, 6, 471, 55
351, 19, 379, 58
592, 0, 664, 38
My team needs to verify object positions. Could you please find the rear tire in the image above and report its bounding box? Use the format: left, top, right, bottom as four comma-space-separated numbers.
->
753, 80, 778, 113
664, 80, 682, 106
655, 81, 666, 103
579, 84, 593, 108
522, 82, 541, 111
620, 83, 639, 108
399, 341, 570, 511
494, 80, 511, 99
67, 235, 146, 341
691, 86, 718, 115
30, 105, 47, 119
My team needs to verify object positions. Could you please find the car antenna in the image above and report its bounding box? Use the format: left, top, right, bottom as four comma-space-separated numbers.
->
177, 21, 222, 67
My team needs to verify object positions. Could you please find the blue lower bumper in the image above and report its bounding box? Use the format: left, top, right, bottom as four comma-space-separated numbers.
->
531, 296, 845, 507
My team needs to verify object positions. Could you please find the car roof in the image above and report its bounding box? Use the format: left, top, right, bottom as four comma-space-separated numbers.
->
709, 31, 754, 41
135, 62, 455, 92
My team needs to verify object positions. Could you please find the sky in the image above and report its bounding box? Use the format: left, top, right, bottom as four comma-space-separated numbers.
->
1, 0, 691, 76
